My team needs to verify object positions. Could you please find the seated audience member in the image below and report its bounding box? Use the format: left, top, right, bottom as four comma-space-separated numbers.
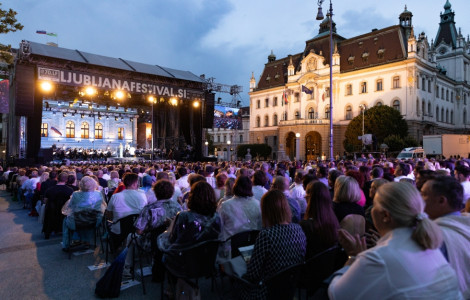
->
328, 182, 462, 300
176, 166, 189, 193
242, 189, 306, 300
43, 172, 73, 239
218, 177, 236, 207
316, 165, 329, 187
332, 175, 365, 223
204, 165, 216, 188
454, 165, 470, 205
180, 174, 206, 209
106, 173, 147, 235
218, 176, 261, 241
290, 170, 307, 217
300, 181, 340, 259
327, 169, 342, 200
61, 176, 106, 251
66, 174, 79, 191
421, 176, 470, 298
123, 179, 182, 280
415, 169, 435, 191
107, 171, 121, 189
271, 176, 301, 223
214, 173, 228, 200
251, 170, 268, 202
158, 181, 221, 296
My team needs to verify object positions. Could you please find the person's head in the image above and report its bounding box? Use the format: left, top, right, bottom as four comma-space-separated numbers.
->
294, 169, 305, 184
374, 182, 442, 250
110, 170, 119, 180
232, 175, 253, 197
216, 173, 228, 189
345, 170, 364, 189
260, 189, 291, 227
421, 176, 464, 219
30, 170, 38, 178
333, 175, 361, 203
49, 171, 58, 180
252, 170, 267, 187
79, 176, 97, 192
371, 166, 384, 179
316, 166, 328, 178
67, 174, 76, 185
416, 169, 436, 191
303, 173, 318, 190
57, 172, 69, 183
188, 174, 206, 187
187, 181, 217, 216
224, 177, 236, 197
156, 171, 169, 181
39, 172, 49, 183
122, 173, 139, 189
454, 165, 470, 183
153, 179, 174, 200
177, 166, 187, 177
142, 175, 153, 188
271, 176, 289, 192
369, 178, 389, 200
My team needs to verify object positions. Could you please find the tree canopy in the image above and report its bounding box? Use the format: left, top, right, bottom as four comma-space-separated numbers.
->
0, 3, 23, 64
343, 105, 408, 152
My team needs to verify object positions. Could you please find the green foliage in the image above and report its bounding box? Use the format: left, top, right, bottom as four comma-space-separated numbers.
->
343, 105, 408, 151
237, 144, 272, 160
403, 135, 419, 147
0, 4, 23, 64
383, 135, 405, 152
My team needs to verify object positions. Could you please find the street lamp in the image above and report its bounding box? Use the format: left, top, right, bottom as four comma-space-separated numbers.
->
227, 140, 231, 161
295, 133, 300, 161
359, 104, 365, 151
316, 0, 334, 161
204, 141, 209, 157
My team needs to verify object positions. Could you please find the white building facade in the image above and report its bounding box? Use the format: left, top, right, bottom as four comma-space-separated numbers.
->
249, 2, 470, 161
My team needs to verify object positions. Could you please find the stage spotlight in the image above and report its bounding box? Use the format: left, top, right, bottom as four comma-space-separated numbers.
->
193, 100, 200, 108
170, 98, 178, 106
148, 95, 156, 103
85, 87, 96, 96
40, 81, 53, 92
115, 90, 125, 100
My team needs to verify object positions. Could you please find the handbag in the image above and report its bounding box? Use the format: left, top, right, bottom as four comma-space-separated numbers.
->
95, 247, 128, 298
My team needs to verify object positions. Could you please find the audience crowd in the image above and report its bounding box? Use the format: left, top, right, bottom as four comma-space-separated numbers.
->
2, 155, 470, 299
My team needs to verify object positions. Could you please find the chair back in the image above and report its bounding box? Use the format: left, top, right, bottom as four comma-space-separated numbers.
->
298, 245, 347, 295
108, 214, 139, 249
340, 214, 365, 236
173, 239, 220, 279
228, 230, 260, 258
265, 262, 304, 300
73, 209, 100, 229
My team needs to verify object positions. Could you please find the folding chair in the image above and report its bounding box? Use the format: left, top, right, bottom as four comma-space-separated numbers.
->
68, 209, 103, 259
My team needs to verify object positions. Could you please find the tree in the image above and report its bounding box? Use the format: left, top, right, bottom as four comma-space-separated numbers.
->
0, 3, 23, 64
343, 105, 408, 152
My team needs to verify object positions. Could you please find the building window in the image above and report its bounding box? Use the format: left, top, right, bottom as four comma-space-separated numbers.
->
345, 105, 353, 120
283, 111, 287, 121
436, 86, 439, 97
428, 80, 431, 92
346, 84, 352, 95
325, 88, 330, 99
464, 110, 467, 124
265, 98, 269, 107
223, 135, 227, 143
393, 76, 400, 89
95, 123, 103, 139
360, 82, 367, 93
376, 101, 383, 106
428, 102, 431, 115
273, 97, 278, 106
436, 107, 439, 121
264, 115, 269, 127
256, 116, 261, 127
422, 101, 425, 116
217, 135, 220, 143
256, 100, 260, 109
273, 114, 278, 126
451, 92, 454, 102
446, 90, 449, 101
325, 106, 330, 119
239, 135, 243, 143
66, 121, 75, 138
451, 110, 454, 124
295, 111, 300, 119
295, 93, 300, 102
308, 107, 315, 119
376, 79, 383, 91
441, 88, 444, 99
441, 108, 444, 122
41, 123, 48, 137
416, 99, 420, 116
393, 100, 400, 112
81, 122, 89, 139
421, 78, 425, 91
118, 127, 124, 140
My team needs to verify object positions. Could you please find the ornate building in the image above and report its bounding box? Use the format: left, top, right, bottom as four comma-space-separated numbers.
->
249, 1, 470, 161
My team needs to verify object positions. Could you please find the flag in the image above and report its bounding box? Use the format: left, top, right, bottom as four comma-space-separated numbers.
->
47, 33, 58, 37
36, 30, 46, 34
283, 91, 288, 104
302, 85, 313, 94
36, 30, 57, 37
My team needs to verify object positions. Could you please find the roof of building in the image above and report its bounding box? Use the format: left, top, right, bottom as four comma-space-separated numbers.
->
26, 41, 206, 83
434, 1, 457, 48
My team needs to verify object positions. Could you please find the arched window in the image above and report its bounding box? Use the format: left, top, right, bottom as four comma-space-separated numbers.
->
393, 100, 400, 112
345, 105, 353, 120
81, 122, 89, 139
436, 106, 439, 121
441, 108, 444, 122
256, 116, 260, 127
264, 115, 269, 127
451, 110, 454, 124
66, 121, 75, 138
273, 114, 278, 126
295, 111, 300, 119
428, 102, 431, 116
308, 107, 315, 119
416, 99, 420, 116
375, 101, 383, 107
422, 100, 425, 116
95, 123, 103, 139
325, 106, 330, 119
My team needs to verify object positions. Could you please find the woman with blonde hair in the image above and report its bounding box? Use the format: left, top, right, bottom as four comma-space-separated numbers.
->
328, 182, 462, 299
332, 176, 364, 223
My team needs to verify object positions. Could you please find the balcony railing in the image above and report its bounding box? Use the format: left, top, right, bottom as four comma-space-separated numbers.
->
279, 118, 329, 126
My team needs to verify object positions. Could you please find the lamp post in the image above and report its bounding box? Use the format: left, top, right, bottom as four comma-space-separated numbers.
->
359, 104, 365, 151
227, 140, 231, 161
316, 0, 334, 161
148, 96, 156, 160
204, 141, 209, 157
295, 132, 300, 161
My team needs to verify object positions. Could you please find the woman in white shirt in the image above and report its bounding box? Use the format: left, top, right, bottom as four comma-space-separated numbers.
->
328, 181, 463, 300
